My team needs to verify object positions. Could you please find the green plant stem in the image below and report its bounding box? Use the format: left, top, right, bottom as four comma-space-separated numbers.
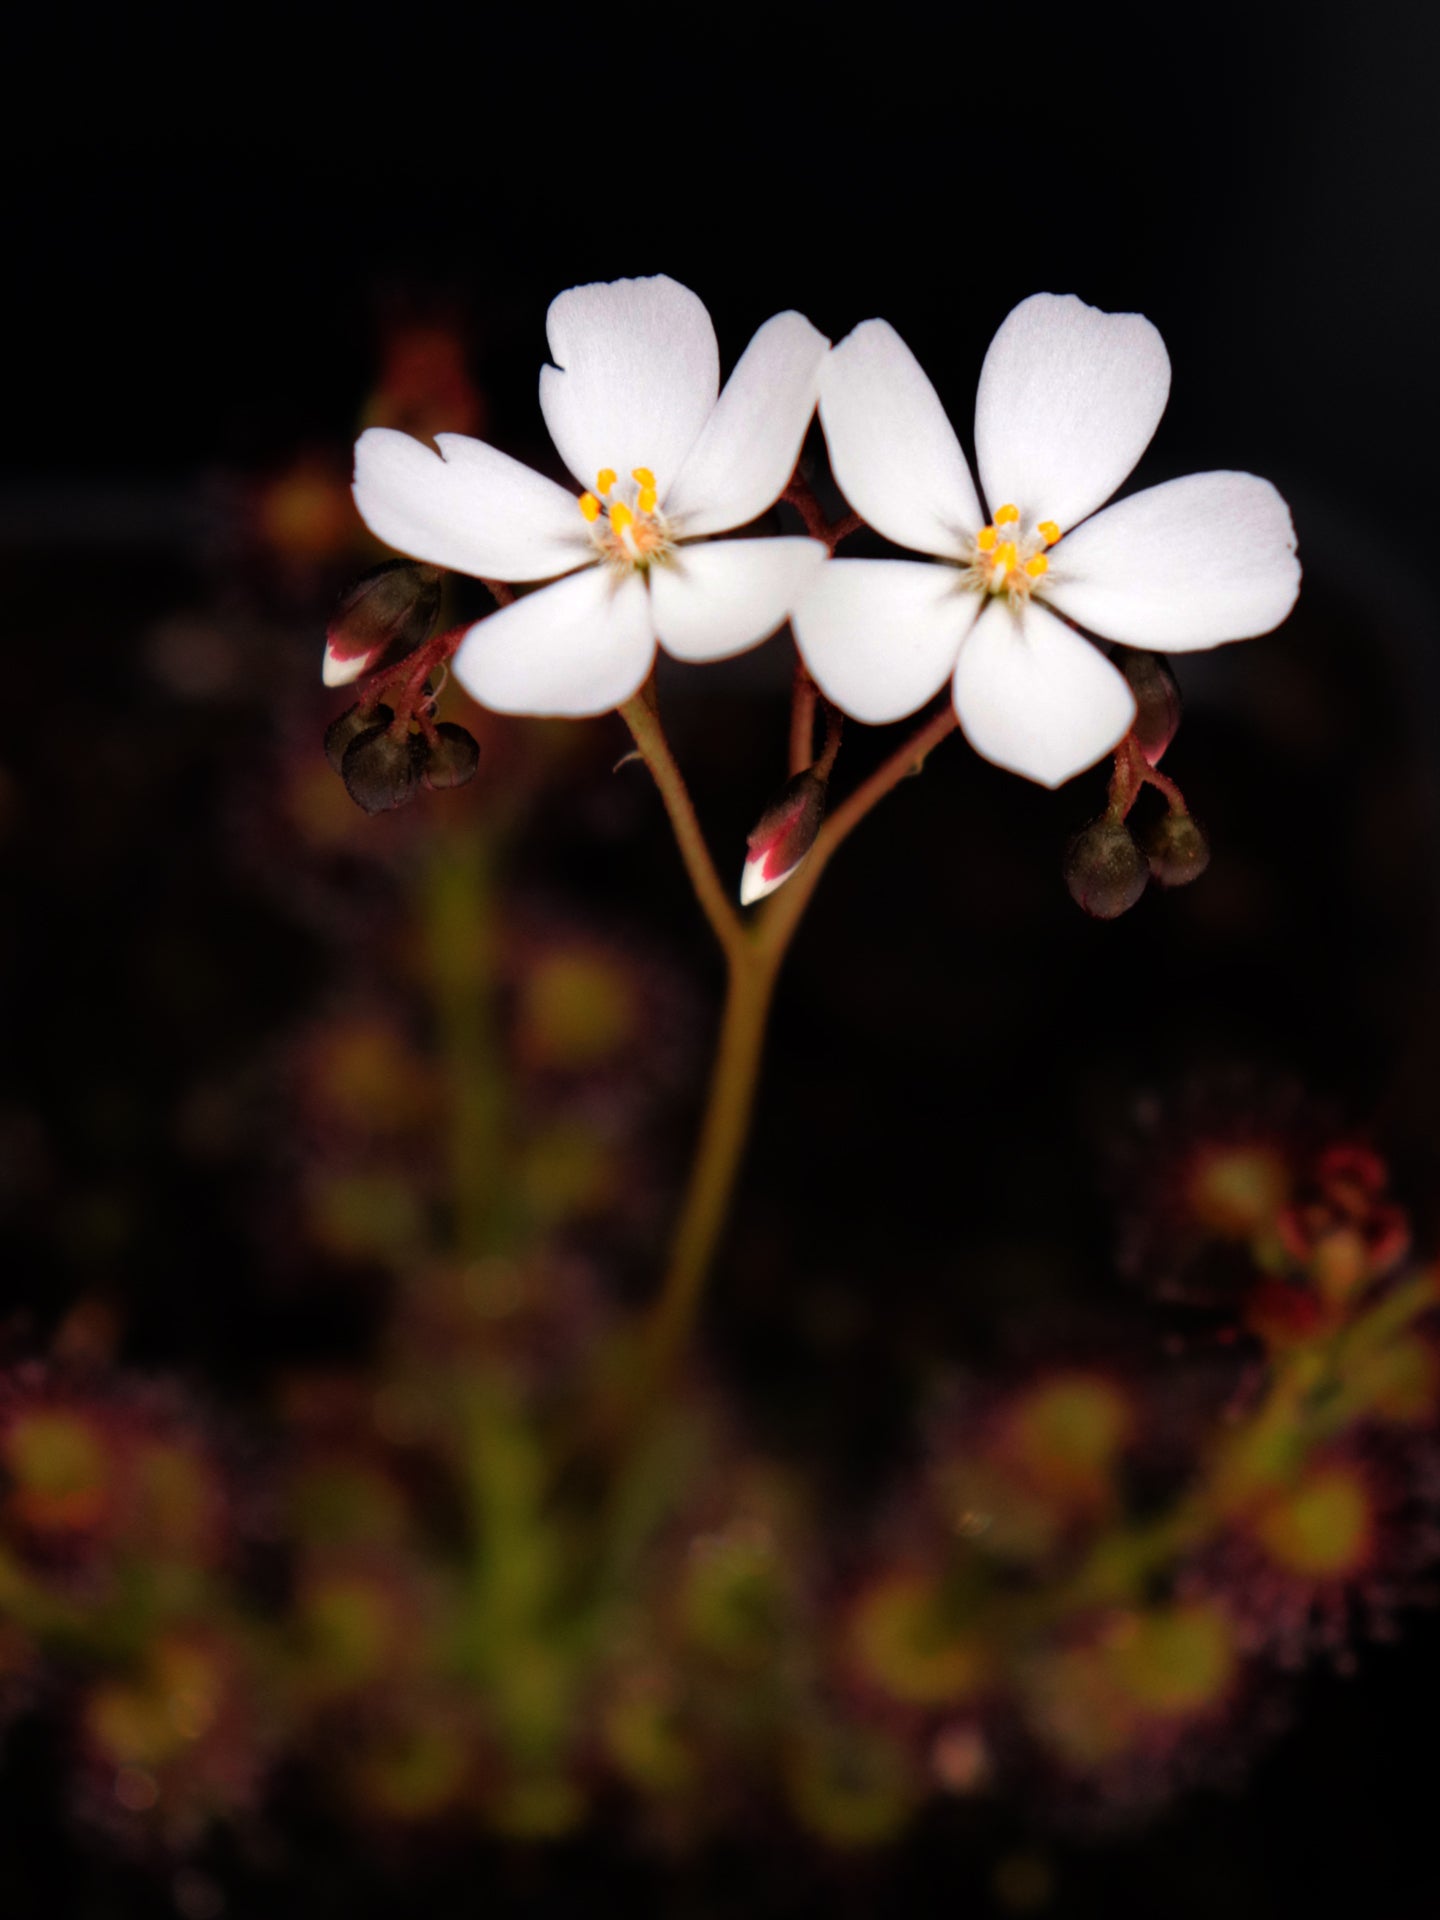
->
1005, 1265, 1440, 1632
638, 944, 780, 1384
619, 693, 746, 965
625, 695, 960, 1391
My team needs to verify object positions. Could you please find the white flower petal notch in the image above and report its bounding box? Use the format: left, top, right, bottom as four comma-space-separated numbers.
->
795, 292, 1301, 788
347, 276, 830, 718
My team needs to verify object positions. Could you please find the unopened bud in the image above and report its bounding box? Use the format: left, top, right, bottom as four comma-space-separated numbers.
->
324, 702, 394, 773
1064, 818, 1150, 919
1117, 650, 1182, 766
323, 560, 442, 688
1143, 810, 1210, 887
422, 721, 480, 791
740, 769, 828, 906
340, 724, 427, 814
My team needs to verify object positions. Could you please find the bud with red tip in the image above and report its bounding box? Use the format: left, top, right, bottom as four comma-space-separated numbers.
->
323, 561, 442, 688
1143, 810, 1211, 887
1064, 818, 1150, 919
1117, 650, 1182, 766
740, 769, 828, 906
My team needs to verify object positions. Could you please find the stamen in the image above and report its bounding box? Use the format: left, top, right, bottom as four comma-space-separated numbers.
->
578, 492, 601, 524
631, 467, 656, 489
637, 486, 658, 514
596, 468, 617, 496
1024, 554, 1049, 578
609, 502, 635, 535
1037, 520, 1061, 547
976, 526, 998, 553
994, 539, 1019, 575
994, 503, 1020, 526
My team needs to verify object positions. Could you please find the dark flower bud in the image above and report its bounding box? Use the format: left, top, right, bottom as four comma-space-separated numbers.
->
340, 724, 427, 814
1117, 649, 1182, 766
323, 560, 442, 688
324, 702, 394, 773
740, 769, 828, 905
1064, 818, 1150, 919
422, 721, 480, 791
1143, 810, 1211, 887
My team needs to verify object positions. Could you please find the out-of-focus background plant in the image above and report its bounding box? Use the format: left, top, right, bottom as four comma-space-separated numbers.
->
5, 9, 1440, 1916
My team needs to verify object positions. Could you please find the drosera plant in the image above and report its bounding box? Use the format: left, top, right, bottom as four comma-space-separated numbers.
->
326, 271, 1301, 1393
5, 270, 1354, 1884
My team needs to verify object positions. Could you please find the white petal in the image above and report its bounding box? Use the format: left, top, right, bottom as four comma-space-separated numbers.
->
952, 598, 1137, 788
451, 566, 655, 718
1041, 471, 1301, 652
650, 537, 825, 664
352, 428, 591, 582
791, 558, 976, 724
818, 321, 984, 559
973, 294, 1171, 533
664, 312, 830, 536
538, 276, 719, 497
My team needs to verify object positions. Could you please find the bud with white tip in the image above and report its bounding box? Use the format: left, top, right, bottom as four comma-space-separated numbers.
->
740, 769, 828, 906
323, 560, 442, 688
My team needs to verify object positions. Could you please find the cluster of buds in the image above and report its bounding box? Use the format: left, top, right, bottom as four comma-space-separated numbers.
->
322, 560, 480, 813
1064, 650, 1210, 918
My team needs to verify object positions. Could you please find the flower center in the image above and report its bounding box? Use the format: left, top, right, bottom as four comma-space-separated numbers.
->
577, 465, 674, 571
961, 503, 1062, 600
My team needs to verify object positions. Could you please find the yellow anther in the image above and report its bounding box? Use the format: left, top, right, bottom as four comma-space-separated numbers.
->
578, 491, 601, 524
994, 503, 1020, 526
1037, 520, 1061, 546
976, 525, 998, 553
994, 539, 1019, 572
637, 486, 658, 515
631, 467, 656, 490
596, 468, 617, 496
1023, 554, 1049, 578
609, 501, 635, 535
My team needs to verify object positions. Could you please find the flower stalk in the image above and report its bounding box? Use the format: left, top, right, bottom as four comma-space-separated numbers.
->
623, 689, 959, 1392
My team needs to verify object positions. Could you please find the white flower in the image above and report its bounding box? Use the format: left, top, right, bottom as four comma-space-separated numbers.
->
341, 277, 830, 715
792, 295, 1300, 788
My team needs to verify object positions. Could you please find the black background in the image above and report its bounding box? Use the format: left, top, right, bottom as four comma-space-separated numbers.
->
3, 5, 1440, 1915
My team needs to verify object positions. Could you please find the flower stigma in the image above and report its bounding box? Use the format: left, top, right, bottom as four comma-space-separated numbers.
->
577, 464, 674, 572
962, 505, 1062, 601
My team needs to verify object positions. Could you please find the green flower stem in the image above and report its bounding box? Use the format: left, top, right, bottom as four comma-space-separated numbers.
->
620, 692, 747, 965
623, 693, 960, 1392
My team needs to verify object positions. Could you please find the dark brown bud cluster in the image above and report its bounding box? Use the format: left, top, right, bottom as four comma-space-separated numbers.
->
322, 560, 478, 813
1064, 656, 1210, 917
1065, 807, 1212, 919
324, 703, 479, 814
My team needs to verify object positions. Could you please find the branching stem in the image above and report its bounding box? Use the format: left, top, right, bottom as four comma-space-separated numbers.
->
623, 690, 960, 1392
